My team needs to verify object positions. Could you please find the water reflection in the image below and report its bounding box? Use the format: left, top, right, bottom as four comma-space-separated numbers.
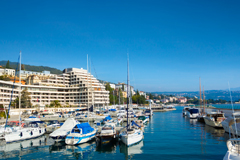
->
66, 141, 95, 159
204, 125, 228, 141
96, 141, 117, 153
119, 140, 143, 156
0, 135, 52, 159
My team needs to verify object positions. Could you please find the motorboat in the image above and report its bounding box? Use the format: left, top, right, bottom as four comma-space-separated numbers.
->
65, 122, 97, 145
186, 108, 199, 119
138, 116, 149, 124
4, 121, 46, 143
118, 110, 127, 118
49, 118, 80, 142
45, 120, 61, 134
144, 109, 153, 117
182, 107, 190, 116
203, 111, 225, 128
96, 123, 117, 144
102, 115, 113, 124
24, 116, 41, 122
109, 109, 118, 117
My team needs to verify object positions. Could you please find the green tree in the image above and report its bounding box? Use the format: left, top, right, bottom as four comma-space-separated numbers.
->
6, 60, 10, 68
149, 93, 153, 100
13, 87, 32, 108
50, 100, 61, 108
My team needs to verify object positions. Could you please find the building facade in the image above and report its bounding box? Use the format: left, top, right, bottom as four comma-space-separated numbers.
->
0, 68, 15, 76
0, 68, 109, 108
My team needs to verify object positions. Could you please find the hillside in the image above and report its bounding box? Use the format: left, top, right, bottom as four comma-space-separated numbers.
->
0, 60, 62, 74
152, 89, 240, 101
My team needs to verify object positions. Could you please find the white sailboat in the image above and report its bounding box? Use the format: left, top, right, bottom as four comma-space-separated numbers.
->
223, 84, 240, 160
4, 52, 46, 143
119, 55, 143, 146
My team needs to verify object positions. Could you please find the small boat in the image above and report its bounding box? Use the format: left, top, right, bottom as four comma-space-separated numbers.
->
45, 120, 61, 134
182, 107, 190, 116
117, 110, 126, 117
138, 116, 149, 124
24, 116, 41, 122
144, 109, 153, 117
203, 111, 225, 128
96, 123, 117, 144
49, 118, 80, 142
186, 108, 199, 119
109, 109, 118, 117
4, 121, 46, 143
65, 122, 97, 145
103, 115, 113, 124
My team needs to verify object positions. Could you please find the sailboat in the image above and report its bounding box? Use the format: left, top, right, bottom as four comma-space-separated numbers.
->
65, 55, 96, 145
223, 85, 240, 160
4, 52, 46, 143
119, 55, 143, 146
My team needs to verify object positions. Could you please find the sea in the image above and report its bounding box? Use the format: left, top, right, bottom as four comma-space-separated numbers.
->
0, 106, 229, 160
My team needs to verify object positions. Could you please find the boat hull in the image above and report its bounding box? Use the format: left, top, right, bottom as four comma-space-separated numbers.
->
203, 117, 223, 128
65, 129, 97, 145
5, 128, 46, 143
120, 129, 143, 146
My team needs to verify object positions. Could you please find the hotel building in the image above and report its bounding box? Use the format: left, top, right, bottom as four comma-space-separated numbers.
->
0, 68, 109, 108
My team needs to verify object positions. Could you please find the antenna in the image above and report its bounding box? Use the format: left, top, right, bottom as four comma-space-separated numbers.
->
228, 82, 238, 137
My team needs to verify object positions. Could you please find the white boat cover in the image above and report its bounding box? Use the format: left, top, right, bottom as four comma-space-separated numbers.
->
50, 118, 79, 137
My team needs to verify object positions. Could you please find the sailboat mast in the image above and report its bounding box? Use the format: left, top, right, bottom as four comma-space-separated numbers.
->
87, 54, 89, 123
203, 86, 205, 114
199, 77, 202, 108
127, 54, 129, 129
19, 51, 21, 127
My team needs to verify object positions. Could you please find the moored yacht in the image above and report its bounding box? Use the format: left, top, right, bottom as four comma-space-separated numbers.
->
96, 123, 117, 144
4, 121, 46, 143
182, 107, 190, 116
186, 108, 199, 119
65, 122, 97, 145
49, 118, 80, 142
203, 111, 225, 128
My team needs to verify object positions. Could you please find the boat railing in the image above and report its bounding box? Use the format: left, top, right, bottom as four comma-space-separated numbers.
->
227, 139, 240, 154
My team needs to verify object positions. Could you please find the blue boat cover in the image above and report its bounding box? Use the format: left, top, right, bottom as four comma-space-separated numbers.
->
29, 116, 36, 118
72, 123, 94, 134
104, 115, 112, 121
109, 109, 117, 111
189, 109, 199, 114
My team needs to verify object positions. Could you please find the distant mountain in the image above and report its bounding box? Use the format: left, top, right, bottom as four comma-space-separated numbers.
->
152, 90, 240, 101
0, 60, 62, 74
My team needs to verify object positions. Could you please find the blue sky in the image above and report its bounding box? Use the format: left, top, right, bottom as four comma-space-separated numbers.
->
0, 0, 240, 92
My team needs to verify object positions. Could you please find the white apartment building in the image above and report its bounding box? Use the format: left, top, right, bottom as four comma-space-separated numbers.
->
16, 70, 55, 80
115, 83, 135, 95
139, 91, 146, 98
110, 83, 115, 89
0, 68, 109, 108
0, 68, 15, 76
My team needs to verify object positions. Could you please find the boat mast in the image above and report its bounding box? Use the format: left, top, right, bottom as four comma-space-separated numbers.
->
87, 54, 89, 123
19, 51, 21, 128
127, 54, 129, 130
203, 86, 205, 114
199, 77, 202, 108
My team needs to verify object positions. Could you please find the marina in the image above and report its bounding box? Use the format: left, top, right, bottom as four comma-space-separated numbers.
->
0, 106, 231, 159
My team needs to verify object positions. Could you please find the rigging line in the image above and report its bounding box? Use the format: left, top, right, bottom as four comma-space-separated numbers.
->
228, 82, 238, 137
90, 58, 108, 111
5, 55, 20, 130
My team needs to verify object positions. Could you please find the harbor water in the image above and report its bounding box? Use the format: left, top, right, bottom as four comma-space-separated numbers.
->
0, 106, 229, 160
